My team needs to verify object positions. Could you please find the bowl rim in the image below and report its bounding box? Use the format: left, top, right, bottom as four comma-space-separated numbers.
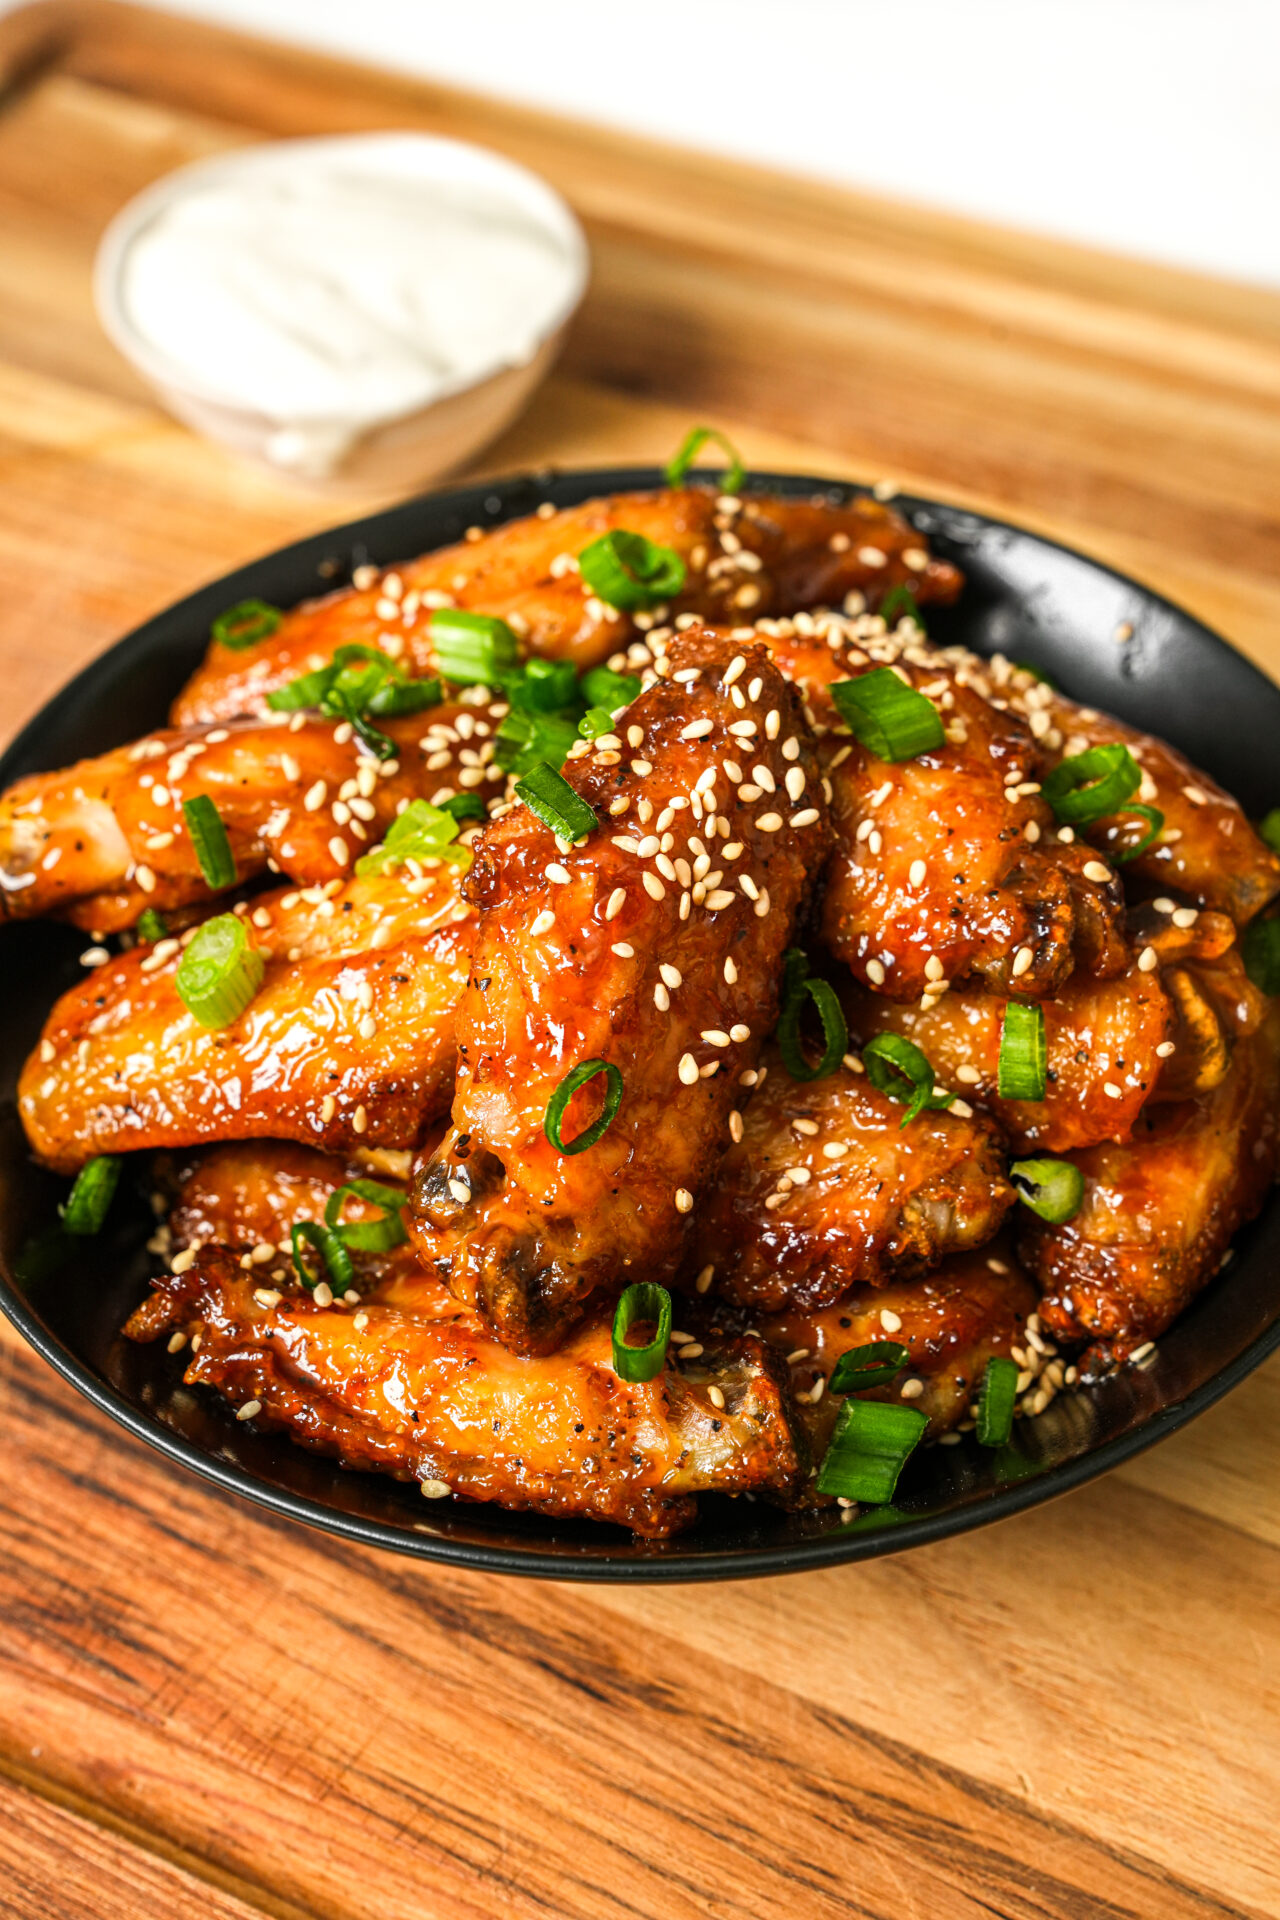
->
2, 462, 1278, 1583
92, 129, 591, 426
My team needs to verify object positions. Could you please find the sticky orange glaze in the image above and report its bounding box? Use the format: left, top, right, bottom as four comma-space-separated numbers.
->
125, 1239, 806, 1537
756, 1246, 1039, 1448
1019, 1004, 1280, 1372
757, 619, 1127, 1001
172, 487, 962, 725
20, 871, 473, 1171
0, 700, 504, 931
411, 627, 832, 1355
691, 1047, 1014, 1312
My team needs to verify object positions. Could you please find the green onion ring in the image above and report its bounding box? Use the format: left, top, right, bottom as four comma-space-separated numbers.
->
1041, 743, 1140, 826
182, 794, 237, 891
828, 1341, 910, 1394
545, 1059, 624, 1154
611, 1281, 673, 1383
60, 1155, 123, 1236
290, 1220, 354, 1296
1108, 804, 1164, 864
516, 762, 598, 841
976, 1356, 1019, 1447
664, 425, 747, 495
324, 1180, 409, 1253
830, 668, 945, 762
1010, 1156, 1085, 1224
212, 598, 281, 651
577, 530, 686, 611
174, 913, 265, 1030
861, 1032, 953, 1128
997, 1002, 1047, 1102
816, 1399, 928, 1503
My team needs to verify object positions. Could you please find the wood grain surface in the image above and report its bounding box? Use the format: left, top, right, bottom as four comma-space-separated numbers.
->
0, 5, 1277, 1915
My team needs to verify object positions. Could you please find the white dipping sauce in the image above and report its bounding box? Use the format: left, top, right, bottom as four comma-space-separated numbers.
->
117, 139, 582, 473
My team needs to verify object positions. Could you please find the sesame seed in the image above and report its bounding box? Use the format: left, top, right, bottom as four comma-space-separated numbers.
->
352, 1105, 368, 1134
702, 1029, 731, 1047
1137, 946, 1158, 972
1083, 860, 1112, 884
235, 1400, 263, 1422
900, 1378, 924, 1399
956, 1065, 982, 1085
728, 1110, 744, 1143
879, 1309, 903, 1333
908, 858, 927, 889
866, 959, 886, 986
654, 983, 670, 1011
739, 874, 760, 901
755, 812, 783, 832
421, 1479, 452, 1499
546, 863, 572, 884
1155, 1040, 1176, 1058
681, 719, 714, 741
858, 546, 888, 568
530, 909, 555, 937
678, 1053, 699, 1085
675, 1188, 694, 1214
695, 1265, 715, 1293
705, 889, 736, 910
724, 956, 738, 984
1172, 906, 1199, 928
611, 942, 635, 958
328, 836, 350, 866
642, 872, 666, 901
659, 963, 682, 989
822, 1141, 848, 1159
1011, 946, 1034, 978
1103, 1081, 1124, 1099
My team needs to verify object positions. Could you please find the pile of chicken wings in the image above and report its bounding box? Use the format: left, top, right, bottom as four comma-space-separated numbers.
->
7, 472, 1278, 1537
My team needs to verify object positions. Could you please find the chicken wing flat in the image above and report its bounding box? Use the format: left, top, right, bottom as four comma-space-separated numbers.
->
126, 1237, 806, 1538
690, 1047, 1015, 1312
20, 870, 472, 1171
1042, 687, 1280, 924
1019, 1004, 1280, 1372
411, 628, 831, 1354
756, 1248, 1040, 1446
0, 701, 503, 932
845, 905, 1254, 1153
748, 612, 1127, 1001
173, 487, 962, 725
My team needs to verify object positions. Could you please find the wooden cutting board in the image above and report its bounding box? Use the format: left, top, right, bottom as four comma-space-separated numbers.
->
0, 6, 1277, 1916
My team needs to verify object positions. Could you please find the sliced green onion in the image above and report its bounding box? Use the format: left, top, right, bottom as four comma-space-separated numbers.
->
1260, 809, 1280, 854
581, 665, 642, 712
578, 530, 686, 611
579, 706, 617, 741
430, 609, 519, 684
1041, 743, 1140, 826
365, 674, 441, 717
776, 949, 847, 1083
174, 912, 265, 1029
611, 1281, 672, 1383
997, 1001, 1047, 1101
507, 657, 580, 714
438, 792, 486, 824
516, 763, 598, 841
355, 799, 467, 876
816, 1399, 928, 1503
830, 667, 945, 762
290, 1220, 354, 1296
182, 794, 237, 890
212, 598, 281, 651
492, 708, 582, 776
545, 1058, 624, 1154
60, 1155, 122, 1235
136, 907, 167, 943
324, 1179, 409, 1253
861, 1032, 953, 1128
1243, 915, 1280, 995
976, 1356, 1019, 1447
1010, 1156, 1085, 1224
1108, 804, 1164, 864
664, 425, 747, 495
829, 1341, 909, 1394
877, 584, 924, 632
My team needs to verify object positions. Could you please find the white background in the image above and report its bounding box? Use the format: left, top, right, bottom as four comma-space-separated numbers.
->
33, 0, 1280, 288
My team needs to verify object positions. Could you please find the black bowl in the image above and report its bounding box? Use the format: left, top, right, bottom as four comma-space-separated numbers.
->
2, 466, 1277, 1582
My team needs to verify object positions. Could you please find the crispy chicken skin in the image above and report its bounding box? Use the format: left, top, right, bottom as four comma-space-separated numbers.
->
126, 1237, 806, 1537
757, 1249, 1039, 1446
691, 1048, 1015, 1312
0, 703, 503, 931
172, 487, 962, 725
1043, 690, 1280, 925
758, 618, 1127, 1001
411, 629, 832, 1355
845, 907, 1255, 1153
20, 871, 473, 1172
1019, 1005, 1280, 1373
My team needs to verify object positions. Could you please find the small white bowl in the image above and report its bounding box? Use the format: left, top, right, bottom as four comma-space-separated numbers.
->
94, 132, 589, 493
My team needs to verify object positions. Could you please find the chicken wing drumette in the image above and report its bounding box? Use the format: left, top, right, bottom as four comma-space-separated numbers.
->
689, 1046, 1015, 1312
173, 486, 961, 725
747, 612, 1128, 1002
411, 628, 831, 1354
0, 701, 504, 931
20, 869, 473, 1171
127, 1143, 805, 1536
1018, 1003, 1280, 1374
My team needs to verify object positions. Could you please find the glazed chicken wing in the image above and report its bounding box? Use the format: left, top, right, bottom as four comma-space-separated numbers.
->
755, 614, 1127, 1001
20, 869, 473, 1171
0, 701, 503, 931
172, 487, 962, 725
690, 1047, 1015, 1312
1042, 688, 1280, 925
1018, 1004, 1280, 1372
127, 1142, 805, 1537
756, 1247, 1041, 1447
411, 628, 831, 1354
